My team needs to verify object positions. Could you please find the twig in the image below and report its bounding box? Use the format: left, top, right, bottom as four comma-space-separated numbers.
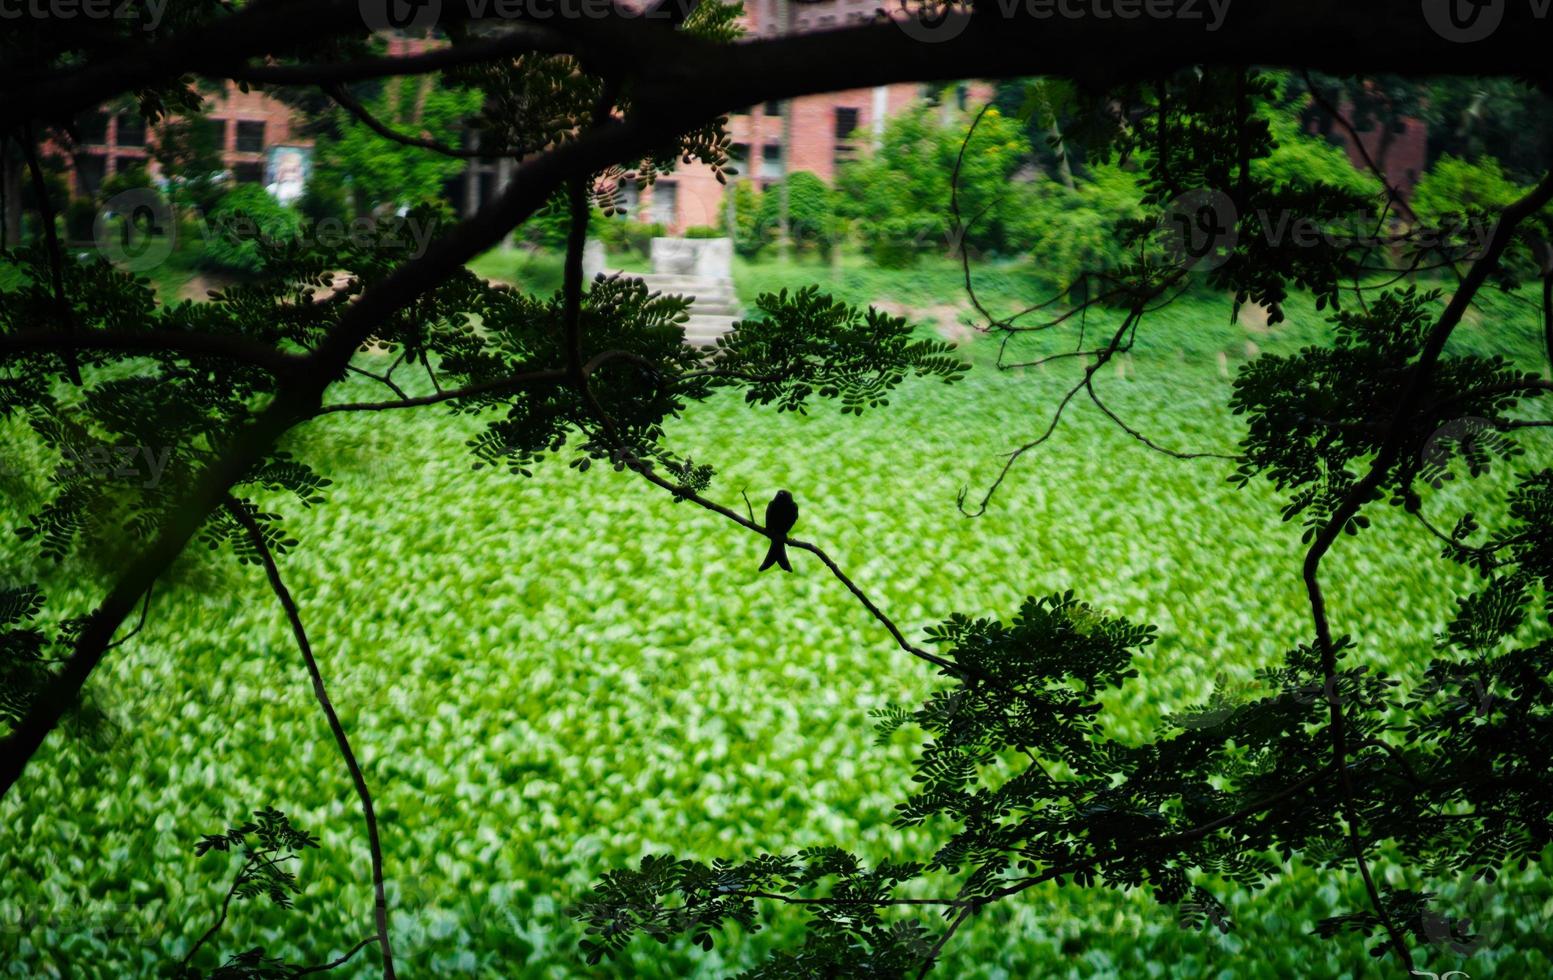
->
224, 500, 396, 979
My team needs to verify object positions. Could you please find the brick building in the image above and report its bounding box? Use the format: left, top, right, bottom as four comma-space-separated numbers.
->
37, 7, 964, 234
61, 84, 309, 198
628, 0, 925, 232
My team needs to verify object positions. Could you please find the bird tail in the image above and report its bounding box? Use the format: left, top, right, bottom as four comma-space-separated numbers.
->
760, 539, 792, 572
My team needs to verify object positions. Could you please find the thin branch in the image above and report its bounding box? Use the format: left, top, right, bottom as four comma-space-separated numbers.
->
627, 461, 964, 678
224, 500, 396, 980
18, 121, 81, 385
179, 859, 247, 971
961, 309, 1142, 517
1083, 377, 1240, 461
295, 935, 380, 976
327, 83, 508, 160
313, 367, 568, 415
103, 581, 154, 652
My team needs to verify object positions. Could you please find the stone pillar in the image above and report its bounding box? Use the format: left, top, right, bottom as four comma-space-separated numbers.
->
582, 239, 605, 281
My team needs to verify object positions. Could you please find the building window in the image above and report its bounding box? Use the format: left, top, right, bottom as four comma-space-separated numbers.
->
648, 181, 678, 226
202, 117, 229, 150
834, 107, 861, 167
235, 120, 266, 153
115, 113, 146, 148
77, 153, 108, 196
761, 143, 784, 180
728, 142, 749, 176
763, 100, 784, 118
834, 107, 859, 141
79, 112, 109, 145
232, 162, 264, 183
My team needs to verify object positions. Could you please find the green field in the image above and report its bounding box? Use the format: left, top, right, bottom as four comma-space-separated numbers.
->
3, 255, 1551, 977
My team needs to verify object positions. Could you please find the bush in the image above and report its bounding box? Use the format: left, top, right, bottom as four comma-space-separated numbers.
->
1411, 154, 1529, 223
683, 225, 724, 239
729, 181, 764, 258
1253, 110, 1382, 196
837, 105, 1035, 262
297, 170, 353, 227
199, 185, 301, 275
97, 161, 155, 204
757, 171, 840, 257
1012, 164, 1145, 290
64, 198, 99, 243
595, 216, 665, 259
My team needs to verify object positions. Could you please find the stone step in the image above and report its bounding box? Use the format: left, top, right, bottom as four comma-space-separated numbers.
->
683, 314, 738, 347
635, 275, 736, 293
602, 273, 736, 304
688, 301, 741, 317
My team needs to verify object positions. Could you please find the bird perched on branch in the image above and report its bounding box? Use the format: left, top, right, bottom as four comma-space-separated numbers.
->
760, 490, 798, 572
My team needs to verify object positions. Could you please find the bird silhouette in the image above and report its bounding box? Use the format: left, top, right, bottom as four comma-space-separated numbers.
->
760, 490, 798, 572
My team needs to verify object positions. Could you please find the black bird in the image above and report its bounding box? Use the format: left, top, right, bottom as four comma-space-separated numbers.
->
760, 490, 798, 572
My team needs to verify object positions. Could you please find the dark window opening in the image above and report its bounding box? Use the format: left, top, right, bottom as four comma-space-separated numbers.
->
761, 143, 785, 179
763, 100, 784, 118
834, 107, 860, 141
235, 121, 266, 154
79, 112, 109, 145
115, 113, 146, 148
77, 154, 108, 196
233, 162, 264, 183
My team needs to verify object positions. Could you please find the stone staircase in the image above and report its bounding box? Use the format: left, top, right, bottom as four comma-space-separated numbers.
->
585, 238, 741, 348
631, 272, 741, 348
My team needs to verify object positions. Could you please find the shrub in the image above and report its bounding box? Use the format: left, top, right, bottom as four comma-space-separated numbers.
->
837, 105, 1035, 261
64, 198, 99, 243
199, 185, 301, 275
729, 181, 764, 258
683, 225, 724, 239
297, 170, 354, 226
1411, 154, 1529, 223
1008, 164, 1146, 290
595, 216, 665, 258
757, 171, 840, 257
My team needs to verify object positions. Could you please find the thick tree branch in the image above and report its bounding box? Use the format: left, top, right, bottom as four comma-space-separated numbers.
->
7, 2, 1553, 138
0, 329, 306, 375
227, 28, 570, 86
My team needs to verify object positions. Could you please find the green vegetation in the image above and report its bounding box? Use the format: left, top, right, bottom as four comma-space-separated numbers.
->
4, 251, 1551, 975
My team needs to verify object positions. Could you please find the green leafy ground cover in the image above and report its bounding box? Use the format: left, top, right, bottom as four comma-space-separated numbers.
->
2, 257, 1551, 977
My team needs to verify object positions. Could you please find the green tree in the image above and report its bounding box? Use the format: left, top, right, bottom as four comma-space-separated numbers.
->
319, 75, 481, 214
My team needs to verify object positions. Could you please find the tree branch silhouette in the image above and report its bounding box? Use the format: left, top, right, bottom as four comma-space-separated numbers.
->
224, 499, 396, 979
